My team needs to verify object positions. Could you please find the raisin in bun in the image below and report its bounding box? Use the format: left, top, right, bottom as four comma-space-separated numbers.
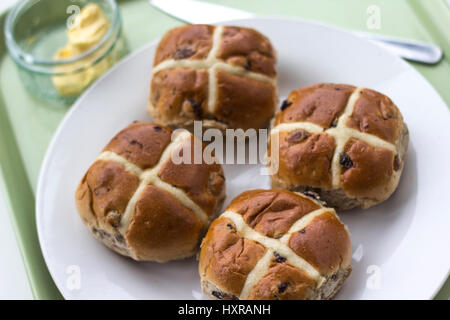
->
75, 122, 225, 262
268, 84, 409, 210
148, 25, 278, 131
199, 189, 352, 300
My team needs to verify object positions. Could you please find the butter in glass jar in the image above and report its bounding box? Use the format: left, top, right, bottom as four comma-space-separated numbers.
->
5, 0, 128, 102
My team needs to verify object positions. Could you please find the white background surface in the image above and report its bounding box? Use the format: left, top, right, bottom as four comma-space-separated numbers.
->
0, 0, 33, 300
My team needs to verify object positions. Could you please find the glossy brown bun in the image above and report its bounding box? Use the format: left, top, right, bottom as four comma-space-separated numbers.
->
268, 84, 409, 210
75, 122, 225, 262
199, 189, 352, 300
148, 25, 278, 131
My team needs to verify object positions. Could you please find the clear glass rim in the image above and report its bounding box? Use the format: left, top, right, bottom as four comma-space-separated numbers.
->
5, 0, 120, 71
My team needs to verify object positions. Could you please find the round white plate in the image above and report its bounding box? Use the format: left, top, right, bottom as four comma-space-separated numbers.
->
37, 18, 450, 300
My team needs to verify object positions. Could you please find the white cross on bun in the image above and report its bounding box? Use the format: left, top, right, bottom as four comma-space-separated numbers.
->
199, 189, 352, 300
75, 122, 226, 262
268, 83, 409, 210
148, 25, 278, 131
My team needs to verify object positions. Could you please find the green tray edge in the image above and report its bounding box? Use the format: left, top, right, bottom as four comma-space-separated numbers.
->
406, 0, 450, 112
0, 11, 62, 300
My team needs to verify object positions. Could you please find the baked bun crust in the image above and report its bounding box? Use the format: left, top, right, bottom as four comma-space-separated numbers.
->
199, 189, 352, 300
268, 84, 409, 210
148, 25, 278, 131
75, 122, 225, 262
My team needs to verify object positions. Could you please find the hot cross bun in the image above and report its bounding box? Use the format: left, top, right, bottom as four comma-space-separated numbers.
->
268, 83, 409, 210
75, 122, 226, 262
148, 25, 278, 131
199, 189, 352, 300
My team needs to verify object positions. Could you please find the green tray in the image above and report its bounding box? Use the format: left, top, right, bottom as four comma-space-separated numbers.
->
0, 0, 449, 300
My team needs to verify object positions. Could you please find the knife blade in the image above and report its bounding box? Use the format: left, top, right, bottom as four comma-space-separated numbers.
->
150, 0, 255, 24
150, 0, 443, 65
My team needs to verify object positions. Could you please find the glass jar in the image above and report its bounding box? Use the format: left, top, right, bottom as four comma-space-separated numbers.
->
5, 0, 128, 103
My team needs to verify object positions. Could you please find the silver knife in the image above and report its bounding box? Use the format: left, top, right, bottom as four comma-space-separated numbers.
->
150, 0, 443, 65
